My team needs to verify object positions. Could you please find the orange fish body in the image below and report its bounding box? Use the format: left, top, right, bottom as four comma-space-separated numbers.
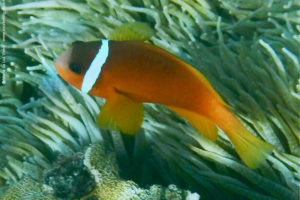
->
55, 38, 273, 169
92, 41, 220, 109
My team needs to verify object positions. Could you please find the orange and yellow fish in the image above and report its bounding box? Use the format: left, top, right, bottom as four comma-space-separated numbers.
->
55, 22, 273, 168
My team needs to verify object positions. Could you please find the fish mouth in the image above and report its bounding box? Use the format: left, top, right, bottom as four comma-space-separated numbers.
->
54, 61, 84, 91
54, 60, 67, 75
54, 48, 73, 71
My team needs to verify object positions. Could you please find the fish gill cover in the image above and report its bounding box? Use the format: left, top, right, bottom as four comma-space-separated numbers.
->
0, 0, 299, 199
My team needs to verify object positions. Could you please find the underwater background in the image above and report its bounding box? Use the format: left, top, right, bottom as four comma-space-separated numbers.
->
0, 0, 299, 199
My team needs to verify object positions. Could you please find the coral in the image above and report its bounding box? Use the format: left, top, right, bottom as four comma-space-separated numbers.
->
0, 177, 55, 200
44, 153, 96, 199
84, 143, 200, 200
0, 0, 299, 199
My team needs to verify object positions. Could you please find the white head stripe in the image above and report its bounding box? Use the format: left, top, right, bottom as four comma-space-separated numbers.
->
81, 39, 109, 93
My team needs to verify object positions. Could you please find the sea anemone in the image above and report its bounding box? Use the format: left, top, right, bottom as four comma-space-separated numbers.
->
0, 0, 299, 199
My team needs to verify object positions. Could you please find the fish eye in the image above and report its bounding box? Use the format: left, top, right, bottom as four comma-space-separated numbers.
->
69, 63, 82, 74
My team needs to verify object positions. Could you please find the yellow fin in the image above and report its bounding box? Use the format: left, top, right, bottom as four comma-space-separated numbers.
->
97, 93, 144, 135
215, 106, 274, 168
168, 106, 218, 141
108, 22, 155, 41
227, 125, 274, 169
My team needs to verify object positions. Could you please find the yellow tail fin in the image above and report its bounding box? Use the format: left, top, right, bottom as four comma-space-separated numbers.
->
227, 125, 274, 168
211, 106, 274, 168
97, 93, 144, 135
168, 106, 218, 141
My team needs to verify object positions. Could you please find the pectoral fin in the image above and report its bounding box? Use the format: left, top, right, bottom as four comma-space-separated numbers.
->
97, 92, 144, 135
108, 22, 154, 41
168, 106, 218, 141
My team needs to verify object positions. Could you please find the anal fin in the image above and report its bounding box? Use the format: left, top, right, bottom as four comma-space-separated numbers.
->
168, 106, 218, 141
97, 92, 144, 135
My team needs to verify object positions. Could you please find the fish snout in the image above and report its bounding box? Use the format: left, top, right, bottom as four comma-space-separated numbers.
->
55, 56, 85, 91
55, 48, 73, 71
54, 58, 68, 77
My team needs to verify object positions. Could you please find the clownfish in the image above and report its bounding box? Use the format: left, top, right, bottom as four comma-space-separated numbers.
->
55, 22, 273, 168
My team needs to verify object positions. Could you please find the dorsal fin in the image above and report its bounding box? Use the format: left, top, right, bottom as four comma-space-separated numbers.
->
108, 22, 154, 41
